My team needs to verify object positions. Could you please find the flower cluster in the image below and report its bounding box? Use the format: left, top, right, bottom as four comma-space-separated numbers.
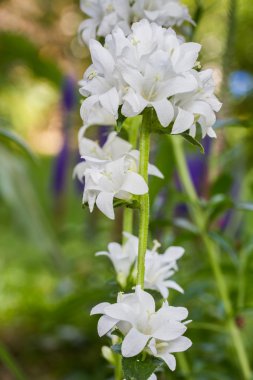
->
97, 232, 184, 297
74, 126, 163, 219
80, 0, 192, 44
91, 286, 192, 370
80, 19, 222, 138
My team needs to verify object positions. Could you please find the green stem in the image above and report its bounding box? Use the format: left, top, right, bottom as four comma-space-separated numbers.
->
137, 110, 151, 287
170, 136, 252, 380
122, 117, 140, 242
114, 353, 122, 380
123, 208, 133, 236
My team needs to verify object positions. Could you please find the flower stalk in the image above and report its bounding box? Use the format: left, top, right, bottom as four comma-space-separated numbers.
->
170, 135, 252, 380
137, 109, 152, 287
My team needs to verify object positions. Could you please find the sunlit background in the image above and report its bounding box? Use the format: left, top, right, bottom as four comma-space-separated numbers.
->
0, 0, 253, 379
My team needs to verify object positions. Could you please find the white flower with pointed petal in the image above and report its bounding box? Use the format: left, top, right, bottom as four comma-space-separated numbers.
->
74, 129, 164, 219
148, 335, 192, 371
171, 69, 222, 138
83, 157, 148, 219
91, 286, 191, 368
95, 233, 184, 296
132, 0, 193, 27
144, 244, 185, 298
79, 0, 131, 44
96, 233, 138, 287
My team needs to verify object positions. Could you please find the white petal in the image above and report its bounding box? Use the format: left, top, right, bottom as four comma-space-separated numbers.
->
167, 336, 192, 353
153, 320, 186, 340
164, 280, 184, 294
121, 172, 148, 195
121, 328, 150, 357
89, 39, 115, 75
135, 286, 156, 313
99, 88, 119, 118
148, 163, 164, 179
91, 302, 111, 315
122, 90, 147, 117
96, 192, 115, 220
98, 315, 118, 337
105, 303, 135, 324
159, 353, 176, 371
171, 108, 194, 134
163, 247, 185, 261
152, 99, 174, 128
173, 43, 201, 73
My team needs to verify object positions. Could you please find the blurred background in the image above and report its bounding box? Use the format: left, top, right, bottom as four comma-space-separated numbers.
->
0, 0, 253, 379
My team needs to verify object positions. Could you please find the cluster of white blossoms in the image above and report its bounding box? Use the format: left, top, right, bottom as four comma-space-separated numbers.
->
91, 286, 192, 370
97, 232, 184, 297
74, 126, 163, 219
80, 0, 192, 44
80, 19, 222, 138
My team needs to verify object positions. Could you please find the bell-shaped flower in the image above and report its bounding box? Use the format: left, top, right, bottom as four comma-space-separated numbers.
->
78, 157, 148, 219
144, 244, 185, 298
91, 286, 191, 369
96, 233, 184, 296
74, 129, 164, 219
148, 331, 192, 370
132, 0, 193, 27
79, 0, 131, 44
96, 232, 138, 287
78, 127, 132, 163
171, 69, 222, 138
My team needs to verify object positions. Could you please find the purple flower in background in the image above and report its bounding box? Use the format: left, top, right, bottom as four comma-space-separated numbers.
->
51, 75, 76, 198
62, 76, 76, 113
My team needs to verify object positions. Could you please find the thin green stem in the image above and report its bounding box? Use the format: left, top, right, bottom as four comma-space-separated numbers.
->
114, 352, 122, 380
137, 110, 151, 287
122, 117, 140, 242
170, 136, 252, 380
123, 208, 133, 238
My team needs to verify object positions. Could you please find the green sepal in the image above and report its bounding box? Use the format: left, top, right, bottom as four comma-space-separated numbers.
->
116, 106, 127, 132
181, 133, 205, 154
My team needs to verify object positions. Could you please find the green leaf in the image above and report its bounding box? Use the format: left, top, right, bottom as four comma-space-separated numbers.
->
122, 354, 163, 380
181, 133, 205, 154
116, 106, 127, 132
0, 128, 36, 161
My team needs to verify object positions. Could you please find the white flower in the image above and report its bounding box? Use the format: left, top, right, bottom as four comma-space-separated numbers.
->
96, 233, 138, 287
79, 0, 131, 44
79, 0, 193, 45
74, 129, 163, 219
76, 156, 148, 219
145, 244, 185, 298
96, 233, 184, 297
77, 126, 132, 163
91, 286, 191, 370
171, 69, 222, 138
80, 19, 201, 128
132, 0, 193, 27
124, 375, 156, 380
